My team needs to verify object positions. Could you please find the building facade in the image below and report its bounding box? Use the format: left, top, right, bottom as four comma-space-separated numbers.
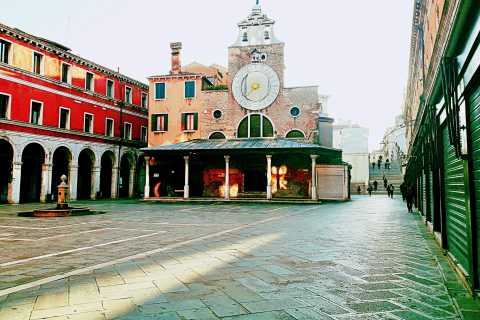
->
332, 121, 369, 190
403, 0, 480, 292
144, 3, 348, 201
0, 22, 148, 204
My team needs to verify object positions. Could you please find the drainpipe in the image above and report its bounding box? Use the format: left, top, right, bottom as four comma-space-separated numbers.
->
116, 70, 124, 199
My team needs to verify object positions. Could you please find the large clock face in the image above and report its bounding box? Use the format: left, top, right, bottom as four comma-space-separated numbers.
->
232, 63, 280, 111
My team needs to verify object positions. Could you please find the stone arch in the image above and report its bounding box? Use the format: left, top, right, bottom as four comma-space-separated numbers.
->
20, 142, 46, 203
51, 146, 73, 200
100, 150, 115, 199
119, 152, 136, 198
209, 131, 227, 140
285, 129, 306, 139
0, 139, 14, 203
77, 148, 96, 200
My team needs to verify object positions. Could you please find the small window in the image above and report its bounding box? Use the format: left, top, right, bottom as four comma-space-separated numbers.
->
141, 92, 148, 108
30, 101, 43, 125
33, 52, 43, 75
61, 63, 71, 84
0, 40, 11, 64
105, 118, 114, 137
286, 130, 305, 139
141, 126, 147, 143
85, 72, 94, 91
124, 122, 132, 140
152, 114, 168, 132
213, 109, 222, 119
59, 108, 70, 129
106, 79, 114, 98
242, 32, 248, 42
181, 112, 198, 131
290, 106, 301, 118
264, 31, 270, 40
184, 81, 195, 99
155, 83, 166, 100
209, 132, 226, 140
84, 113, 93, 133
0, 94, 10, 119
125, 86, 132, 103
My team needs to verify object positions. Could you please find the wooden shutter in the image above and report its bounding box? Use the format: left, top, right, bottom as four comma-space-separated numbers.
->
151, 115, 158, 131
181, 113, 187, 131
193, 113, 198, 130
164, 114, 169, 131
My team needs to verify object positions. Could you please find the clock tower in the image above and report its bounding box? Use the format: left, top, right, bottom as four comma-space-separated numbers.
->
229, 1, 285, 112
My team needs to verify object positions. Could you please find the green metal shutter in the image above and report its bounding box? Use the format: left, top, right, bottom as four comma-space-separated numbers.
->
442, 125, 470, 274
423, 172, 427, 216
468, 84, 480, 286
429, 171, 434, 223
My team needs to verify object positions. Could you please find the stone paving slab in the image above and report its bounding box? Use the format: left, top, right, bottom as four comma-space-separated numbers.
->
0, 197, 478, 319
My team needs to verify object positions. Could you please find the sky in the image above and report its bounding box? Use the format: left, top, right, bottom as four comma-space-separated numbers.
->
0, 0, 414, 151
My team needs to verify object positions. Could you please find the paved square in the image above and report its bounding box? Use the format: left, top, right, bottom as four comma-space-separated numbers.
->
0, 197, 477, 319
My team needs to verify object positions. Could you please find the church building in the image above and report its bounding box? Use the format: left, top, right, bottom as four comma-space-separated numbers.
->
143, 3, 349, 201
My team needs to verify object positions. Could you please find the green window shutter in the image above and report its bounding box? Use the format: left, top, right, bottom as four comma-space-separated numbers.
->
263, 117, 274, 137
193, 113, 198, 130
155, 83, 165, 99
286, 130, 304, 138
181, 113, 187, 131
238, 117, 248, 138
185, 81, 195, 98
151, 115, 157, 131
164, 114, 169, 131
250, 114, 261, 137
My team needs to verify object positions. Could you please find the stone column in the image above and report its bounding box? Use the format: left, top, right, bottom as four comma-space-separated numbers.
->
224, 155, 230, 200
184, 156, 190, 199
311, 155, 318, 200
111, 166, 119, 199
11, 161, 22, 204
266, 155, 272, 200
144, 156, 150, 199
128, 169, 135, 198
92, 166, 101, 199
69, 165, 78, 200
46, 163, 53, 198
40, 163, 51, 203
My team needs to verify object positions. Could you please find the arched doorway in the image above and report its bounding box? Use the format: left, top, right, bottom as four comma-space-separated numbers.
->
135, 156, 146, 198
20, 143, 45, 203
100, 151, 114, 199
77, 149, 95, 200
0, 139, 13, 203
119, 153, 134, 198
51, 146, 72, 200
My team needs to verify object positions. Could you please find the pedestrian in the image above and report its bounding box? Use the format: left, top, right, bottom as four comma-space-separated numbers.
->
377, 158, 382, 169
383, 178, 388, 189
367, 184, 373, 196
385, 159, 390, 170
406, 185, 415, 212
372, 162, 376, 170
400, 182, 406, 201
386, 184, 391, 198
389, 184, 395, 198
373, 180, 378, 191
357, 185, 361, 194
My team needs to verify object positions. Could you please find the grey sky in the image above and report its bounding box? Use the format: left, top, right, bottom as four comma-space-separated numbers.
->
0, 0, 413, 150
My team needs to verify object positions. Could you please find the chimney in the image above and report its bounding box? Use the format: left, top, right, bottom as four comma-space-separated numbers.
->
170, 42, 182, 75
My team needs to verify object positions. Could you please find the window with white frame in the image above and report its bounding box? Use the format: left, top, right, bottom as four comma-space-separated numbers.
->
0, 93, 11, 119
151, 114, 168, 132
124, 122, 132, 140
33, 52, 43, 75
141, 92, 148, 108
181, 112, 198, 131
105, 118, 114, 137
154, 82, 166, 100
85, 72, 94, 91
184, 81, 195, 99
0, 39, 11, 64
141, 126, 147, 143
106, 79, 114, 98
61, 63, 71, 84
84, 113, 93, 133
58, 107, 70, 129
30, 101, 43, 125
125, 86, 132, 104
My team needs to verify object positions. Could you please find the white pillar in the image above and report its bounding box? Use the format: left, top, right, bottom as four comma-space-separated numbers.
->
70, 165, 78, 200
46, 163, 53, 199
111, 166, 119, 199
184, 156, 190, 199
92, 166, 101, 199
266, 155, 272, 200
224, 155, 230, 200
144, 157, 150, 199
311, 155, 318, 200
11, 161, 22, 204
128, 169, 135, 198
40, 163, 51, 203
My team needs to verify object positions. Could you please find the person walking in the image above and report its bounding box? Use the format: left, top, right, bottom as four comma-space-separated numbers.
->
377, 158, 382, 170
383, 177, 388, 190
389, 184, 395, 198
406, 185, 415, 212
385, 159, 390, 170
372, 162, 376, 170
357, 185, 362, 194
373, 180, 378, 191
400, 182, 406, 201
367, 184, 373, 196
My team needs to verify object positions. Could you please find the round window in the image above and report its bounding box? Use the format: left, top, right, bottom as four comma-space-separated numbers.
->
213, 110, 222, 119
290, 106, 301, 118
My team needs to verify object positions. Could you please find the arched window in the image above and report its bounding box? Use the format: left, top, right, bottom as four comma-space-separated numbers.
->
286, 130, 305, 139
242, 32, 248, 42
209, 132, 226, 140
237, 114, 274, 138
264, 31, 270, 40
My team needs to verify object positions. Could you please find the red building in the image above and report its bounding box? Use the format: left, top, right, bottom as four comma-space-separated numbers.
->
0, 22, 148, 203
